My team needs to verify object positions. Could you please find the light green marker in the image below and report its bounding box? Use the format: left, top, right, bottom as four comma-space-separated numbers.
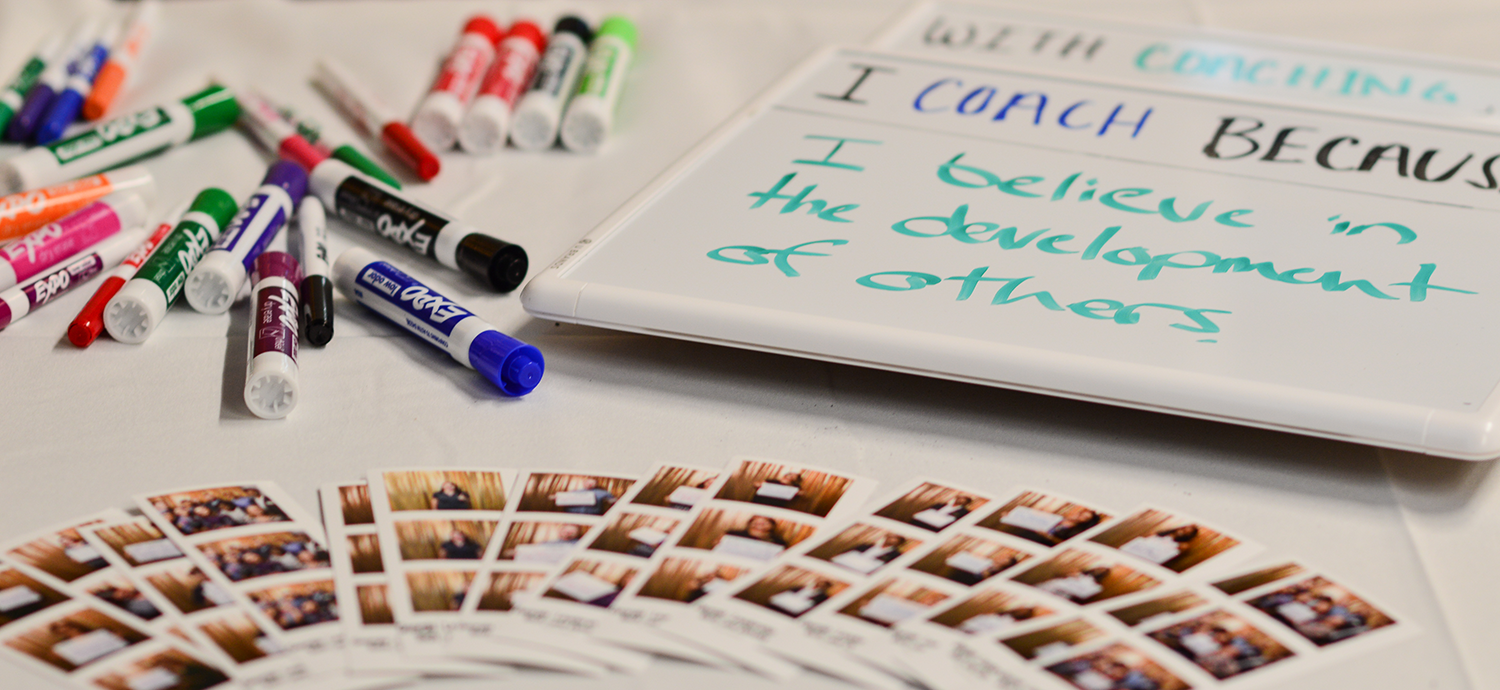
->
560, 15, 638, 153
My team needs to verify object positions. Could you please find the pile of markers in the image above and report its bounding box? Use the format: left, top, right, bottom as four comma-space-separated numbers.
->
0, 460, 1405, 690
0, 9, 644, 417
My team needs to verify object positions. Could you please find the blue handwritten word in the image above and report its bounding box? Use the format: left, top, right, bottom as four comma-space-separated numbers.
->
707, 240, 848, 277
1135, 43, 1460, 105
913, 79, 1153, 138
749, 173, 858, 222
857, 267, 1230, 333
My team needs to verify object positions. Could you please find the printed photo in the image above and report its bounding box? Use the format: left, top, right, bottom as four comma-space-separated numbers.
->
543, 560, 638, 608
1247, 576, 1395, 647
1148, 609, 1295, 679
631, 466, 719, 511
1107, 591, 1210, 628
977, 492, 1110, 547
147, 486, 289, 536
806, 524, 921, 576
347, 534, 384, 573
873, 483, 988, 533
518, 473, 634, 516
678, 509, 815, 561
339, 484, 375, 525
499, 521, 588, 563
86, 577, 161, 622
7, 526, 111, 582
91, 648, 230, 690
476, 571, 547, 612
714, 460, 851, 518
197, 532, 329, 583
4, 607, 147, 671
91, 522, 182, 568
381, 470, 508, 512
837, 578, 951, 628
588, 512, 681, 559
1212, 563, 1307, 596
639, 558, 749, 604
733, 565, 851, 619
198, 611, 282, 663
1044, 643, 1191, 690
1011, 549, 1160, 605
0, 567, 69, 626
1089, 509, 1241, 573
146, 564, 230, 615
407, 571, 476, 612
247, 579, 339, 631
357, 584, 394, 625
909, 534, 1030, 586
1002, 619, 1106, 660
931, 589, 1056, 635
393, 520, 496, 561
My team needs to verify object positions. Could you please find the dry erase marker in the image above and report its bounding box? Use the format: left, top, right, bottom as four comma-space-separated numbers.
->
6, 20, 97, 142
290, 196, 334, 345
105, 188, 237, 344
245, 251, 302, 419
0, 29, 66, 136
35, 18, 122, 144
0, 84, 240, 194
83, 0, 160, 121
510, 17, 592, 151
0, 166, 153, 242
312, 58, 440, 181
333, 247, 543, 396
260, 99, 402, 190
310, 158, 527, 292
0, 224, 149, 331
0, 191, 147, 291
560, 16, 638, 154
185, 160, 307, 314
410, 15, 504, 151
239, 87, 329, 172
67, 200, 185, 347
459, 20, 547, 154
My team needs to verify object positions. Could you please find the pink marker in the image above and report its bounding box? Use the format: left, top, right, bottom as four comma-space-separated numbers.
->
458, 20, 547, 154
410, 15, 505, 151
0, 223, 151, 331
0, 191, 149, 291
68, 200, 187, 347
239, 87, 330, 172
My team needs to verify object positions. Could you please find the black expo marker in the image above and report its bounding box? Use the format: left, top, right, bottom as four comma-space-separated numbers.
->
309, 158, 528, 292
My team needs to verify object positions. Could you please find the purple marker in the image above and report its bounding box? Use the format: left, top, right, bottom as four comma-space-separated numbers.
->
34, 19, 122, 144
244, 251, 302, 419
6, 19, 97, 142
184, 160, 306, 314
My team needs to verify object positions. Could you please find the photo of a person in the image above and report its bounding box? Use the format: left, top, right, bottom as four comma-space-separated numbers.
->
544, 561, 638, 608
714, 460, 853, 518
1247, 576, 1395, 647
716, 515, 788, 561
439, 530, 482, 560
733, 566, 850, 619
837, 578, 950, 628
87, 581, 161, 622
393, 520, 497, 562
1089, 509, 1241, 574
518, 474, 634, 515
978, 492, 1111, 547
874, 483, 990, 533
1002, 619, 1106, 660
500, 522, 588, 563
679, 509, 815, 561
406, 571, 475, 612
588, 512, 680, 559
90, 522, 181, 568
909, 534, 1029, 586
846, 534, 908, 564
638, 558, 747, 603
6, 526, 112, 583
630, 466, 719, 510
1106, 591, 1209, 628
198, 611, 280, 663
931, 588, 1053, 635
90, 648, 230, 690
430, 481, 472, 510
3, 608, 147, 671
196, 532, 329, 583
1044, 643, 1190, 690
247, 579, 339, 631
1012, 550, 1159, 606
145, 486, 290, 537
806, 524, 919, 576
381, 470, 508, 512
1147, 609, 1295, 679
476, 572, 546, 612
0, 567, 69, 625
751, 470, 804, 508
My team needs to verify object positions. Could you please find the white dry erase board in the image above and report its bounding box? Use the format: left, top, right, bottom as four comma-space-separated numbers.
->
522, 47, 1500, 460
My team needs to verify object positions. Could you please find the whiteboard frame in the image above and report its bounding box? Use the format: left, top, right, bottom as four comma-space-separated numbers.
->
521, 46, 1500, 461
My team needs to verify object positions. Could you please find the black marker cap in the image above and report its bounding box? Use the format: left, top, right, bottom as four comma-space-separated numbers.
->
301, 275, 336, 346
457, 233, 529, 293
554, 16, 594, 45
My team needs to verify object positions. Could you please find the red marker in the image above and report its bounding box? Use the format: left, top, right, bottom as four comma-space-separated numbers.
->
67, 201, 186, 347
410, 15, 504, 151
238, 87, 330, 172
458, 20, 548, 154
312, 58, 440, 181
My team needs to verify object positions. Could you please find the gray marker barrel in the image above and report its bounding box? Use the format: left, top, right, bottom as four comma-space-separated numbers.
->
244, 251, 302, 419
333, 247, 543, 396
105, 188, 238, 343
185, 160, 306, 314
309, 158, 527, 292
509, 17, 592, 151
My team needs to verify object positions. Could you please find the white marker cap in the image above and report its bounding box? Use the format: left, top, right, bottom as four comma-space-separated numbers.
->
410, 91, 463, 151
508, 97, 560, 151
559, 97, 610, 154
104, 278, 167, 344
457, 95, 510, 155
184, 251, 245, 314
104, 191, 151, 233
245, 350, 298, 419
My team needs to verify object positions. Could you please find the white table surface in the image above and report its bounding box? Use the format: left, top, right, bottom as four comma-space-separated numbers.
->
0, 1, 1495, 689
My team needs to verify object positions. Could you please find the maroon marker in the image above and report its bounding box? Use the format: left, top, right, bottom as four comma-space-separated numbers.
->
244, 251, 302, 419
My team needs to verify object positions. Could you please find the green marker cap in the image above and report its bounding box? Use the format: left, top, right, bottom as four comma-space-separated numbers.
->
181, 84, 241, 141
331, 144, 402, 190
596, 15, 638, 51
190, 186, 239, 229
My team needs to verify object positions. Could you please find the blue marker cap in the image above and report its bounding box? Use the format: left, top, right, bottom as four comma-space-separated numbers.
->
263, 159, 309, 200
5, 83, 55, 142
469, 330, 544, 396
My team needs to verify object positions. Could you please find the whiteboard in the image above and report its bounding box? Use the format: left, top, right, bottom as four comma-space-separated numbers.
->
522, 47, 1500, 459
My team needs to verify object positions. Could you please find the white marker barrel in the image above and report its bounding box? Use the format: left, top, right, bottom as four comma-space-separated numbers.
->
509, 17, 592, 151
560, 16, 638, 154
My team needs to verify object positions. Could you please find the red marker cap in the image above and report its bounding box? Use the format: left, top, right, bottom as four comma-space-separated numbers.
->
278, 136, 330, 173
381, 122, 441, 181
464, 15, 505, 47
506, 20, 547, 53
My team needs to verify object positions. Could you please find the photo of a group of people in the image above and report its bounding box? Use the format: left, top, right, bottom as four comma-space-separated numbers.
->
196, 532, 330, 583
1246, 576, 1395, 647
1147, 609, 1294, 679
1044, 643, 1191, 690
247, 579, 339, 631
146, 486, 289, 537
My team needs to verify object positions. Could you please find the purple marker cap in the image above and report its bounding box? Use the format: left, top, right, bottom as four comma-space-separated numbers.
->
252, 250, 303, 286
262, 159, 309, 201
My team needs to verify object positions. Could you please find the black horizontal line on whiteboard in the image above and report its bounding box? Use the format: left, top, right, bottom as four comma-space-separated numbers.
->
771, 104, 1494, 212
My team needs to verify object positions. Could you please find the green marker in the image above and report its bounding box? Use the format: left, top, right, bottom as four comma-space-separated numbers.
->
0, 84, 240, 194
103, 188, 238, 344
560, 15, 638, 153
0, 30, 66, 136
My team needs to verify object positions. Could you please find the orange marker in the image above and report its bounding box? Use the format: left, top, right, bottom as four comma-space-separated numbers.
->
82, 0, 159, 120
0, 166, 154, 243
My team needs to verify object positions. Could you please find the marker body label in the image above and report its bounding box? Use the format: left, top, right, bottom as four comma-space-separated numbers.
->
577, 41, 624, 98
531, 39, 583, 98
1, 252, 104, 328
333, 177, 451, 258
254, 283, 299, 362
214, 190, 292, 271
433, 34, 495, 103
135, 214, 217, 303
1, 203, 120, 283
353, 261, 475, 352
50, 106, 174, 165
481, 39, 542, 106
0, 174, 112, 239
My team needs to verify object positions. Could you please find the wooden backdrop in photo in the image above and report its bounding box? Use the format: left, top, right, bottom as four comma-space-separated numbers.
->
0, 568, 67, 625
476, 572, 546, 611
1089, 509, 1240, 573
638, 558, 747, 602
394, 520, 497, 561
1012, 549, 1160, 604
734, 565, 851, 609
589, 513, 681, 555
3, 608, 148, 671
714, 461, 850, 518
837, 578, 950, 625
874, 483, 989, 524
339, 485, 374, 525
348, 534, 383, 573
632, 467, 719, 508
677, 509, 815, 551
1107, 591, 1209, 627
1003, 619, 1106, 659
91, 649, 228, 690
145, 562, 212, 614
356, 584, 393, 624
199, 612, 272, 663
8, 528, 105, 582
806, 524, 920, 564
382, 471, 508, 512
931, 588, 1055, 629
977, 492, 1112, 546
910, 534, 1030, 580
518, 474, 636, 512
406, 571, 474, 612
499, 521, 589, 558
93, 522, 174, 568
1213, 563, 1306, 596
